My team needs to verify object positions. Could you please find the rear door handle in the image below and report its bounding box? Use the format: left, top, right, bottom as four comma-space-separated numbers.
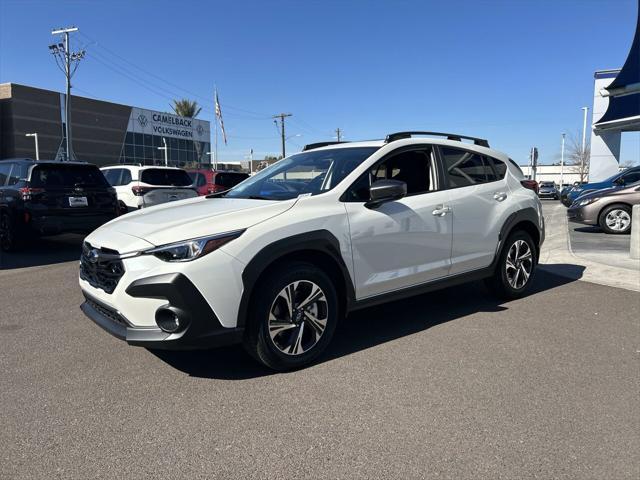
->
432, 205, 451, 217
493, 192, 508, 202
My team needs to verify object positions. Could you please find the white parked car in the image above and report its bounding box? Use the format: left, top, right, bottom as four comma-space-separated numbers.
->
80, 132, 544, 370
101, 165, 197, 212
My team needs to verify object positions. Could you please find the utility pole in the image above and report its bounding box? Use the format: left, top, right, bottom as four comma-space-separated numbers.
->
50, 26, 84, 161
25, 133, 40, 161
560, 133, 566, 188
273, 113, 292, 159
335, 128, 342, 142
581, 106, 589, 182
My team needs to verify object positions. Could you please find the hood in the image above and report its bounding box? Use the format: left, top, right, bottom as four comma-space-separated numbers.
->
576, 185, 620, 201
91, 196, 296, 248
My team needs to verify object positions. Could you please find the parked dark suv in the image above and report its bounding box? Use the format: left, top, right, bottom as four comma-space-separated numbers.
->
0, 159, 119, 251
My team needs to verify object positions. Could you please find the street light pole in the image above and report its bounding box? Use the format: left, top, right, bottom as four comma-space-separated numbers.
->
560, 133, 565, 188
25, 133, 39, 161
157, 137, 168, 166
581, 106, 589, 182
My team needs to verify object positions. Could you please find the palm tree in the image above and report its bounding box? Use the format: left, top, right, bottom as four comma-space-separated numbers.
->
171, 99, 202, 118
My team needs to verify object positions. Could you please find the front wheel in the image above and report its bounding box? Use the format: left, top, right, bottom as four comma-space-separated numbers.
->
599, 204, 632, 234
243, 262, 339, 371
485, 230, 537, 299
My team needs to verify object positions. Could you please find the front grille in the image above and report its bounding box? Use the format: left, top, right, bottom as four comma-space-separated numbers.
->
80, 242, 125, 294
83, 294, 129, 327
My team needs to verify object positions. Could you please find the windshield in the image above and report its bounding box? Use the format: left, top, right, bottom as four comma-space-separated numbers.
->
224, 147, 379, 200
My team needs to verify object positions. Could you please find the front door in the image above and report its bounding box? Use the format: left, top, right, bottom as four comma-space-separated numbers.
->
343, 147, 453, 299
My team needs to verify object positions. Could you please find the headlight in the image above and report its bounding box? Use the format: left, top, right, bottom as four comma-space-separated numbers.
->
577, 197, 599, 207
145, 230, 244, 262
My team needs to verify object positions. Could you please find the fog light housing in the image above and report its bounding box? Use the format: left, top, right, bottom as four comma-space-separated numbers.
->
156, 307, 185, 333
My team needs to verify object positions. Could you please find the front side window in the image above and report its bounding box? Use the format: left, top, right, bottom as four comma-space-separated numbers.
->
621, 170, 640, 184
345, 148, 436, 202
224, 147, 379, 200
441, 147, 495, 188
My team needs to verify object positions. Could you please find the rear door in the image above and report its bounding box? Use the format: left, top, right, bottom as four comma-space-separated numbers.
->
437, 146, 511, 274
28, 164, 116, 215
139, 168, 197, 207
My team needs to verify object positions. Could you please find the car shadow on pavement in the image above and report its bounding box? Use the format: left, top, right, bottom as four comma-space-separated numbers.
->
0, 234, 84, 270
151, 266, 584, 380
572, 226, 602, 234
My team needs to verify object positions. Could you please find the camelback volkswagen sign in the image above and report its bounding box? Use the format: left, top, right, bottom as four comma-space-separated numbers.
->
127, 107, 210, 141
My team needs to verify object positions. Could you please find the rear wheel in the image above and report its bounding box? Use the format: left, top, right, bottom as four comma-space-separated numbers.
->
0, 212, 19, 252
599, 204, 632, 234
485, 230, 536, 299
243, 262, 339, 371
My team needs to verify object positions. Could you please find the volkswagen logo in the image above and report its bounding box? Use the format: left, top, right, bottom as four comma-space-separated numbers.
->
137, 114, 148, 128
196, 124, 204, 137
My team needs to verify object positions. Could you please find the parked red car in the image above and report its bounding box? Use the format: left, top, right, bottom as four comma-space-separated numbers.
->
186, 169, 250, 196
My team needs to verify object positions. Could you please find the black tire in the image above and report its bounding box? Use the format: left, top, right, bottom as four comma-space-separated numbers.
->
485, 230, 537, 300
0, 212, 20, 252
598, 204, 632, 234
243, 261, 339, 371
118, 201, 128, 215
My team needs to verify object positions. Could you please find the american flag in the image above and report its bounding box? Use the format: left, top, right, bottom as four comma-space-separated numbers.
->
215, 90, 228, 145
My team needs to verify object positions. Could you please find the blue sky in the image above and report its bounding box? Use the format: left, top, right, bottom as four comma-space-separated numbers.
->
1, 0, 638, 164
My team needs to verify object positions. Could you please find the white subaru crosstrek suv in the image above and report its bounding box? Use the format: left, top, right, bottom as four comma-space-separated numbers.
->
79, 132, 544, 370
101, 165, 197, 212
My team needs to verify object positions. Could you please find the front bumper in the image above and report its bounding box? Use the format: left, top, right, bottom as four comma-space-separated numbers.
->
538, 191, 558, 199
80, 273, 243, 350
566, 205, 597, 225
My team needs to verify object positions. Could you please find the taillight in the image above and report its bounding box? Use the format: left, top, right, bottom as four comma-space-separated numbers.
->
19, 187, 45, 200
131, 186, 152, 196
521, 180, 539, 194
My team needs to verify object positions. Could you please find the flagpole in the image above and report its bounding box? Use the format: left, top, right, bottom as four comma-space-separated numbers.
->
214, 87, 218, 170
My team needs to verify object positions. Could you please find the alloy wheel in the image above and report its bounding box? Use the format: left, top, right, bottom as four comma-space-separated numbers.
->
505, 239, 533, 290
268, 280, 328, 356
605, 209, 631, 232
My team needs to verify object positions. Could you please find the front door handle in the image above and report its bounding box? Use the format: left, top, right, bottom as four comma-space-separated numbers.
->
493, 192, 508, 202
432, 205, 451, 217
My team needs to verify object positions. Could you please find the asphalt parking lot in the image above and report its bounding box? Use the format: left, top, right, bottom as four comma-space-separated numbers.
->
1, 222, 639, 479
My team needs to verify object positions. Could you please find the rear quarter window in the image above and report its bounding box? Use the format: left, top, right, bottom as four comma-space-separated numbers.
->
30, 164, 109, 188
140, 168, 192, 186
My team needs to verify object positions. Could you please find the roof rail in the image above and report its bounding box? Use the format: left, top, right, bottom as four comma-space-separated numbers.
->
302, 141, 350, 151
385, 131, 490, 148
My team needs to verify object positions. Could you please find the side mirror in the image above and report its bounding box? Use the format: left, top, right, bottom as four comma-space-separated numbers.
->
365, 179, 407, 208
614, 177, 625, 185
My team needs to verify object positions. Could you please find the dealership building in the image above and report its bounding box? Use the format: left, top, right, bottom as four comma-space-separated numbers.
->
0, 83, 211, 167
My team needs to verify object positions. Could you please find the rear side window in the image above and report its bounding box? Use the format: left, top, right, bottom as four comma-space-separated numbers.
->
121, 169, 132, 185
214, 173, 249, 189
103, 169, 122, 186
140, 168, 192, 186
7, 163, 24, 186
0, 163, 12, 186
30, 164, 110, 188
441, 147, 495, 187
